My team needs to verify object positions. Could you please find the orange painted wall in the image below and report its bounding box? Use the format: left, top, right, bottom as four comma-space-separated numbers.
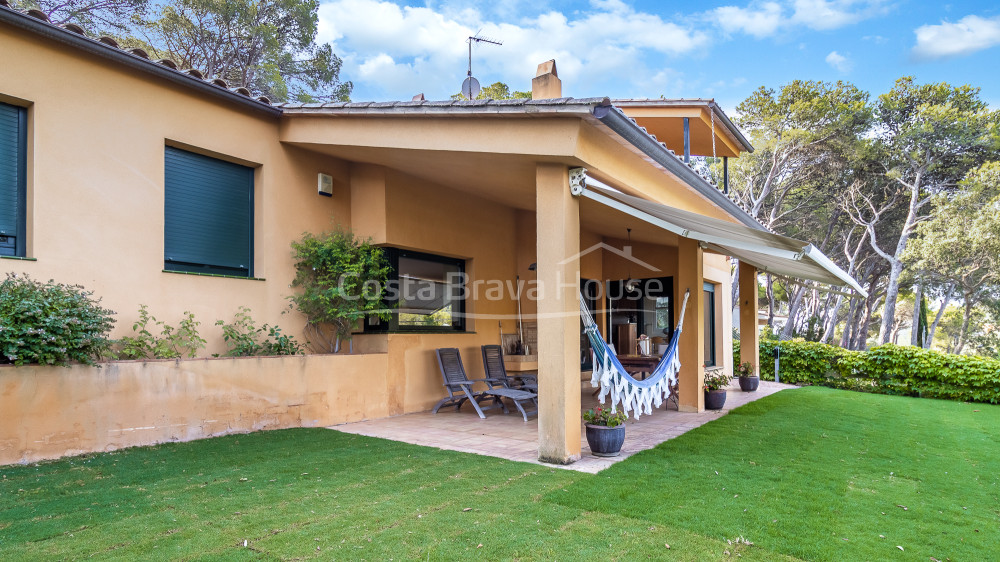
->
0, 353, 388, 465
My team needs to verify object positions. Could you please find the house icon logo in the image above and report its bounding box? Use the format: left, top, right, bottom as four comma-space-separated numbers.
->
558, 242, 661, 273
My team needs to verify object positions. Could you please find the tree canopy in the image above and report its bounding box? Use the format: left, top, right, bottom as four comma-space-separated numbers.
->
12, 0, 351, 103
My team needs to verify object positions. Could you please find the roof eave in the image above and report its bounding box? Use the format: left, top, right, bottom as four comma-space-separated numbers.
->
612, 99, 754, 154
592, 104, 766, 231
0, 6, 281, 117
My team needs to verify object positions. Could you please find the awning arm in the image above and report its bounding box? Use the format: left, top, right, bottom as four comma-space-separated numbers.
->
570, 170, 868, 299
578, 180, 805, 261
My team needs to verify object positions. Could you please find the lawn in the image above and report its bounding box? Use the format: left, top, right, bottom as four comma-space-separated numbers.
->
1, 388, 996, 560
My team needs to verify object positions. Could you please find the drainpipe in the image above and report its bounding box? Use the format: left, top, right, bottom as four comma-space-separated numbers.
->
723, 156, 729, 194
683, 118, 691, 163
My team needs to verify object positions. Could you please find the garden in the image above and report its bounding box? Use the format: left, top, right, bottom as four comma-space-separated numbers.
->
1, 387, 996, 560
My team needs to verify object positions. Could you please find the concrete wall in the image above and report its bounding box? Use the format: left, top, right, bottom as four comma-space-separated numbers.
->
0, 353, 388, 465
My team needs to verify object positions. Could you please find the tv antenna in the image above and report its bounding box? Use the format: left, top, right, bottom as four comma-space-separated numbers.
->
462, 33, 502, 99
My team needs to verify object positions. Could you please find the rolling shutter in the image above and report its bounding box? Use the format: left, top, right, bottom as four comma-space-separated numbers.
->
0, 102, 26, 257
164, 147, 253, 276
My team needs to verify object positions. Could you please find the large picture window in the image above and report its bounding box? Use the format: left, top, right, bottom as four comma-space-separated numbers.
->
164, 147, 253, 277
0, 102, 27, 257
365, 249, 467, 332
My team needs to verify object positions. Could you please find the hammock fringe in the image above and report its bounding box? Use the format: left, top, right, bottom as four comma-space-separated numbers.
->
581, 290, 690, 420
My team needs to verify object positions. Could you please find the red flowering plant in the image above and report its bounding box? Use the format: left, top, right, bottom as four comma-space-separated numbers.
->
583, 407, 627, 427
704, 369, 731, 392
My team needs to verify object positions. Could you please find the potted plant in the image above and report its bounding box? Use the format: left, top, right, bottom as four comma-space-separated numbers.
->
583, 407, 627, 457
737, 361, 759, 392
704, 369, 730, 410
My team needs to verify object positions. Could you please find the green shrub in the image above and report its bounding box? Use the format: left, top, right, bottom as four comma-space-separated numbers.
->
734, 338, 1000, 404
116, 305, 206, 360
216, 306, 304, 357
290, 228, 392, 353
0, 273, 116, 365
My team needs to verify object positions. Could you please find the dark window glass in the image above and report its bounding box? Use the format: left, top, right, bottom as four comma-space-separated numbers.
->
704, 282, 716, 366
164, 147, 253, 276
0, 102, 27, 257
365, 249, 466, 332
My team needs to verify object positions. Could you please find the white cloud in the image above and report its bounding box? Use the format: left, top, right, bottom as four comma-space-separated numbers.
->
318, 0, 709, 100
791, 0, 868, 30
712, 2, 783, 38
708, 0, 885, 39
912, 15, 1000, 60
825, 50, 852, 72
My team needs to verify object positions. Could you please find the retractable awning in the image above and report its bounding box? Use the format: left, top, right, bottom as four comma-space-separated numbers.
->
578, 180, 867, 297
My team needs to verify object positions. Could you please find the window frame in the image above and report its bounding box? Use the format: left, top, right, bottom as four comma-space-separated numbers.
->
364, 248, 467, 333
0, 102, 27, 258
163, 146, 254, 278
703, 281, 717, 367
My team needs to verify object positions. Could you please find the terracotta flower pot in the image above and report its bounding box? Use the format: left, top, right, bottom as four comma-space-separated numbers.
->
585, 423, 626, 457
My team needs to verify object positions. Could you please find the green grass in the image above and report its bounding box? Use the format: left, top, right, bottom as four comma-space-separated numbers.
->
556, 387, 1000, 560
0, 388, 997, 560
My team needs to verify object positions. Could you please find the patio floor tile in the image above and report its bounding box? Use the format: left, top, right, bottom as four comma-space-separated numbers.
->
332, 379, 794, 474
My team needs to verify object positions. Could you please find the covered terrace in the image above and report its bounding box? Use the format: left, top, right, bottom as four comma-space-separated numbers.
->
278, 61, 863, 466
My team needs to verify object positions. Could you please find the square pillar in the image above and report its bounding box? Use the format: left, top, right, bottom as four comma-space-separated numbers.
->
676, 238, 704, 412
738, 262, 760, 375
535, 164, 581, 464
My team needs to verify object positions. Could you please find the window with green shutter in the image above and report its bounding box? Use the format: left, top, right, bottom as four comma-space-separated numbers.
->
0, 102, 27, 257
164, 147, 253, 277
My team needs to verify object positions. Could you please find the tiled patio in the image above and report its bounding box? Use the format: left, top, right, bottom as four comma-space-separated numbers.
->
333, 379, 796, 473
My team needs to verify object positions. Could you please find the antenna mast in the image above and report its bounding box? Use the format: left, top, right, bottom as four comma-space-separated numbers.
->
462, 33, 502, 99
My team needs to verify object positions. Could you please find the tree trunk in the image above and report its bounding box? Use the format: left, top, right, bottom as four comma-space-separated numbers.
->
781, 285, 807, 339
877, 257, 905, 344
840, 295, 861, 348
910, 279, 923, 346
766, 274, 775, 330
954, 296, 974, 355
925, 283, 954, 349
821, 294, 844, 344
876, 171, 926, 344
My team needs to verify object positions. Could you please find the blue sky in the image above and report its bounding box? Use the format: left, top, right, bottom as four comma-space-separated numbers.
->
315, 0, 1000, 111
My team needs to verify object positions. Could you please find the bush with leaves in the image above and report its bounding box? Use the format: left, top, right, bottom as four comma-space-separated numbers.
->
734, 339, 1000, 403
116, 305, 206, 359
0, 273, 116, 365
290, 228, 392, 353
216, 306, 304, 357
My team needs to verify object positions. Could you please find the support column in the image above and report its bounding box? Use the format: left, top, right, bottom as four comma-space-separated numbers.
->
535, 164, 581, 464
676, 238, 704, 412
738, 262, 760, 375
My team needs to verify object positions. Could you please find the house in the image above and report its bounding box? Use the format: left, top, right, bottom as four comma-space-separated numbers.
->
0, 5, 864, 464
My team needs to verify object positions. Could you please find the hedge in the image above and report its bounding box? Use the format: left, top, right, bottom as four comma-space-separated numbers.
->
734, 340, 1000, 404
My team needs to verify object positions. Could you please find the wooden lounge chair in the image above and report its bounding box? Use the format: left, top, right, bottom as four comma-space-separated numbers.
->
433, 348, 538, 422
481, 345, 537, 392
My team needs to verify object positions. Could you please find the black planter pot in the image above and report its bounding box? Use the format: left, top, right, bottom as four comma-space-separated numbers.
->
585, 424, 626, 457
704, 389, 727, 410
738, 376, 760, 392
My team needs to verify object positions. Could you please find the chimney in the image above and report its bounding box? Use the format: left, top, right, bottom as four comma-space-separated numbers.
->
411, 93, 425, 101
531, 59, 561, 99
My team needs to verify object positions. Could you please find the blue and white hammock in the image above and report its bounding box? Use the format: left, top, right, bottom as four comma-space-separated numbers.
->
580, 289, 690, 419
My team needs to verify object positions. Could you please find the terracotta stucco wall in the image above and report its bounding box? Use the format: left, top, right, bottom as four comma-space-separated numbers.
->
350, 169, 523, 416
0, 24, 350, 355
0, 353, 388, 465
